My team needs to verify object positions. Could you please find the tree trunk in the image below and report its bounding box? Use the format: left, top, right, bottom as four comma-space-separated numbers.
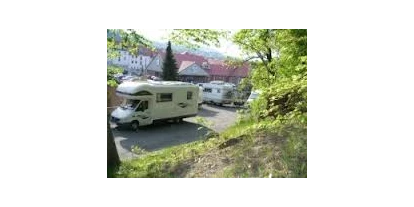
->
106, 90, 121, 169
107, 120, 120, 169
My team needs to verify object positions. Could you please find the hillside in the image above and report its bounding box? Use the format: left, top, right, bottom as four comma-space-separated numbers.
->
153, 41, 226, 60
109, 116, 307, 178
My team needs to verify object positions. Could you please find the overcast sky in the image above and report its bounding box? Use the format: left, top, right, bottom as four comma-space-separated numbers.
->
135, 29, 242, 57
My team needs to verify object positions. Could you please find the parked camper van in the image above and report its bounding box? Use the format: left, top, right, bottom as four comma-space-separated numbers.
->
199, 82, 234, 106
198, 86, 203, 108
110, 80, 199, 130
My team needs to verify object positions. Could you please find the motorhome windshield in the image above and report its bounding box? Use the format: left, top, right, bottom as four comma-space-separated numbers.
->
121, 99, 140, 110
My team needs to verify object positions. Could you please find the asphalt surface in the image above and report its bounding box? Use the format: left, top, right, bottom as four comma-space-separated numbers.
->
110, 104, 239, 159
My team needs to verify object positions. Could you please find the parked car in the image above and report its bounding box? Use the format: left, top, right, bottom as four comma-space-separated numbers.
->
245, 90, 262, 107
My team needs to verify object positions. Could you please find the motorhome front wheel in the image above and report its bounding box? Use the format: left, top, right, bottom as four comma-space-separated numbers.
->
131, 121, 139, 131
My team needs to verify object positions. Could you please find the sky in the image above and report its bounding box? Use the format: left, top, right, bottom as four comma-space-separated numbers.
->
135, 29, 242, 57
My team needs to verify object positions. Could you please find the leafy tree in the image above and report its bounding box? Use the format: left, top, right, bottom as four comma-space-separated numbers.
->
107, 29, 154, 175
168, 29, 229, 49
231, 29, 307, 122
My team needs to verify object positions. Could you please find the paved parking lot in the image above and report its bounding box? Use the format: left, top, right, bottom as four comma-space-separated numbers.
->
111, 104, 239, 159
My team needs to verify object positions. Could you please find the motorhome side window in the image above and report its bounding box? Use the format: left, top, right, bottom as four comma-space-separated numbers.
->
187, 91, 193, 100
203, 88, 212, 93
156, 93, 172, 102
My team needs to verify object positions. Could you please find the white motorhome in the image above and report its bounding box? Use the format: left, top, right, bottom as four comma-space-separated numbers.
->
110, 80, 199, 130
198, 86, 203, 108
199, 81, 234, 106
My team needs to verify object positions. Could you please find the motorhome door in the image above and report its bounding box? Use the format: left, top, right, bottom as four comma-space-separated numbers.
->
134, 100, 152, 126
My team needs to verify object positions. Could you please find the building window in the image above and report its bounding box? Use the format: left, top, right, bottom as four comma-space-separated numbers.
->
135, 61, 137, 64
217, 89, 221, 93
187, 91, 193, 100
118, 57, 120, 61
203, 88, 212, 93
131, 61, 133, 64
156, 93, 172, 102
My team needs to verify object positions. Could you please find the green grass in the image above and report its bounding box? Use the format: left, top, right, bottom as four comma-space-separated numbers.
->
219, 118, 257, 140
111, 116, 307, 178
112, 119, 255, 178
114, 137, 222, 178
223, 119, 307, 178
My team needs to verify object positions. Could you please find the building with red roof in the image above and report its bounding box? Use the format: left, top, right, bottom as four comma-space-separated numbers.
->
146, 51, 249, 84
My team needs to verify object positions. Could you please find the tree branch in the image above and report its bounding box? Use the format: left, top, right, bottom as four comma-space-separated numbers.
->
266, 29, 272, 62
256, 52, 275, 76
243, 56, 260, 62
234, 37, 275, 76
266, 47, 272, 62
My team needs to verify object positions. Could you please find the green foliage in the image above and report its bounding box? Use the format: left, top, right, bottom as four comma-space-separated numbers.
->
168, 29, 229, 49
131, 145, 147, 155
248, 94, 267, 121
107, 65, 123, 87
107, 29, 155, 86
268, 122, 307, 178
237, 78, 251, 92
231, 29, 307, 177
220, 118, 256, 140
194, 116, 214, 129
115, 139, 218, 178
107, 29, 154, 56
261, 76, 307, 119
232, 29, 307, 122
233, 29, 278, 57
111, 29, 307, 178
161, 41, 179, 81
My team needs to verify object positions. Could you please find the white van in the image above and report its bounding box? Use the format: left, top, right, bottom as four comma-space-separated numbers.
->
245, 90, 262, 107
199, 82, 234, 106
110, 80, 199, 130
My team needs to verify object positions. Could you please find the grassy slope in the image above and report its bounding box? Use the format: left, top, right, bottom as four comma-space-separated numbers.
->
112, 119, 307, 178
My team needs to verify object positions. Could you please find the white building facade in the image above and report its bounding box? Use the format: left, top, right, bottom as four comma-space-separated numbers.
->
109, 50, 152, 76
